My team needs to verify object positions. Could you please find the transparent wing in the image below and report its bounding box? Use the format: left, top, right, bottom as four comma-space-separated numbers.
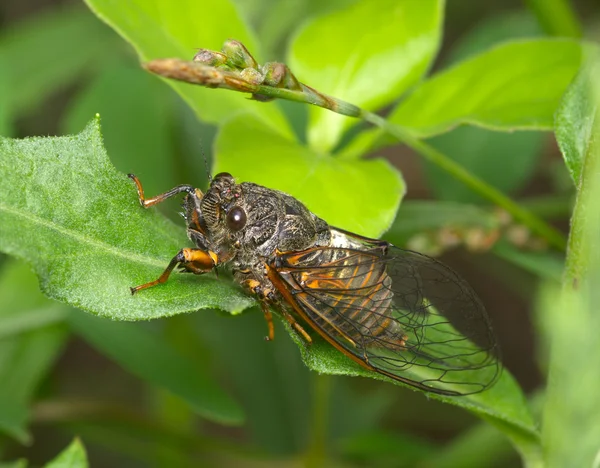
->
270, 243, 500, 395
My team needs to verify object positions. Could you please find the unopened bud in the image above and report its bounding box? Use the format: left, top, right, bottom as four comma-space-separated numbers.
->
193, 49, 228, 67
222, 39, 258, 70
240, 67, 264, 85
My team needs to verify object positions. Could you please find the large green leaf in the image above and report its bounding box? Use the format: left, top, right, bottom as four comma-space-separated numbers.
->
0, 118, 253, 320
69, 311, 244, 425
0, 262, 69, 443
389, 39, 583, 137
213, 114, 405, 237
288, 0, 443, 151
424, 14, 545, 203
44, 439, 88, 468
281, 318, 540, 461
83, 0, 290, 135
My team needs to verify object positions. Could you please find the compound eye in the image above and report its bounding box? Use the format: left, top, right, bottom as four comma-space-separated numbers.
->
226, 206, 247, 231
213, 172, 234, 183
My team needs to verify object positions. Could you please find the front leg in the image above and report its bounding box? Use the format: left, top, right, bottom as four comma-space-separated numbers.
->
130, 248, 217, 294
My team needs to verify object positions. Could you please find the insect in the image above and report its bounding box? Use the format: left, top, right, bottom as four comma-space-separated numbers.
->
129, 172, 500, 395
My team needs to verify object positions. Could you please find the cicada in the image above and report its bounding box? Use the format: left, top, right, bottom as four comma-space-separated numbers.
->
129, 173, 500, 395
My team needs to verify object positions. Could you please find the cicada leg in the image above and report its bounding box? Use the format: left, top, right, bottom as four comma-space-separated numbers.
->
280, 310, 313, 345
130, 248, 217, 294
258, 301, 275, 341
128, 173, 199, 207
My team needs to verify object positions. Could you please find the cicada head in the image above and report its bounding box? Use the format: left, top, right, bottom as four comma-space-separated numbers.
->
181, 172, 244, 260
184, 172, 330, 264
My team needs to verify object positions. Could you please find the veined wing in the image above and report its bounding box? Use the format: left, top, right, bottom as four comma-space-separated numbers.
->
269, 241, 500, 396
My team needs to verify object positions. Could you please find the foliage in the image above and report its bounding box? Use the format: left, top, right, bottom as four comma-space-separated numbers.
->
0, 0, 597, 467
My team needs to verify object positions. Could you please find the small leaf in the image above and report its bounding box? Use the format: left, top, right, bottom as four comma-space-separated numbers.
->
0, 400, 29, 445
554, 56, 600, 186
0, 460, 27, 468
0, 64, 13, 137
193, 311, 311, 453
389, 39, 583, 137
288, 0, 443, 151
340, 430, 434, 466
0, 7, 122, 118
214, 114, 405, 237
0, 118, 254, 319
0, 261, 69, 443
83, 0, 290, 135
62, 65, 178, 196
44, 438, 88, 468
69, 311, 244, 425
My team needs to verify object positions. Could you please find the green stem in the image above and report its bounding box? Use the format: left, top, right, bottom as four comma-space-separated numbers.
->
524, 0, 582, 38
304, 375, 331, 468
362, 111, 567, 251
147, 54, 569, 251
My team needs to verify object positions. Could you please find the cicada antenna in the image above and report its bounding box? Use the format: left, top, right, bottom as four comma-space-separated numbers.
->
202, 144, 212, 185
196, 137, 212, 185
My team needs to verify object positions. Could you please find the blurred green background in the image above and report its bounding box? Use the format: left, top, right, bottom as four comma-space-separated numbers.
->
0, 0, 599, 467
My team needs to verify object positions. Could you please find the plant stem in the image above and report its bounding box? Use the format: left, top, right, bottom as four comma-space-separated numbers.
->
147, 53, 569, 251
304, 375, 331, 468
362, 111, 568, 251
524, 0, 582, 38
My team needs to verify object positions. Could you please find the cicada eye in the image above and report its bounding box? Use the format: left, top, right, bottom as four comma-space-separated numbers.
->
213, 172, 234, 183
226, 206, 247, 231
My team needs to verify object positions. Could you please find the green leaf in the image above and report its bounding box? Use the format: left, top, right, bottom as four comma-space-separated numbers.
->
426, 126, 545, 203
0, 64, 13, 137
540, 280, 600, 467
193, 311, 311, 454
44, 438, 88, 468
0, 400, 29, 445
290, 322, 539, 461
0, 306, 68, 340
389, 39, 583, 138
283, 317, 539, 457
69, 311, 244, 425
423, 13, 545, 203
491, 242, 564, 283
542, 55, 600, 467
62, 65, 178, 196
0, 6, 122, 118
554, 58, 600, 186
214, 114, 405, 238
0, 118, 254, 319
340, 430, 435, 466
0, 460, 27, 468
0, 262, 69, 443
442, 10, 543, 63
83, 0, 290, 135
288, 0, 443, 151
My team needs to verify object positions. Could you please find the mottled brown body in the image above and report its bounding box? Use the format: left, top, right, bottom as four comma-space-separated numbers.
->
129, 173, 500, 395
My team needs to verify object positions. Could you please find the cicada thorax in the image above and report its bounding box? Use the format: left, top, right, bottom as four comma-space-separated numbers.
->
276, 246, 406, 350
